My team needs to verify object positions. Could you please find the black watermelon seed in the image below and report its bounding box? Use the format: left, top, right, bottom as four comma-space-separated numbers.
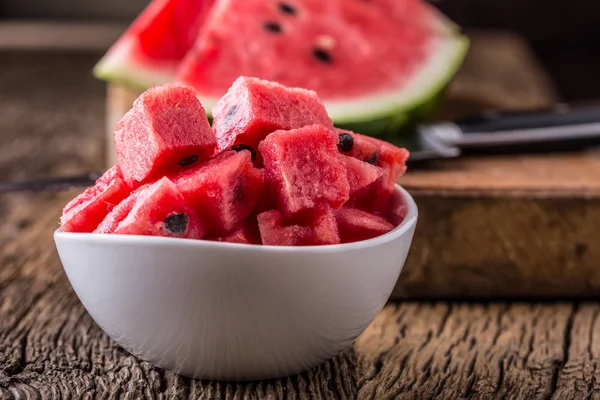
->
338, 133, 354, 152
279, 2, 297, 15
178, 155, 199, 167
231, 144, 257, 163
368, 152, 379, 165
264, 21, 282, 33
313, 48, 332, 63
163, 213, 188, 234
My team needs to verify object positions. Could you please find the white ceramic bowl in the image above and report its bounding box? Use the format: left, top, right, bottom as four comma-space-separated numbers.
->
54, 185, 418, 381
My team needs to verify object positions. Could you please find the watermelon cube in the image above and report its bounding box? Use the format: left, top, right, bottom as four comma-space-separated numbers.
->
114, 83, 216, 187
341, 155, 383, 195
259, 124, 350, 216
346, 131, 409, 190
60, 166, 129, 233
109, 177, 205, 239
173, 150, 263, 235
335, 207, 395, 243
94, 190, 139, 234
212, 76, 335, 152
257, 205, 340, 246
343, 130, 409, 212
210, 217, 262, 245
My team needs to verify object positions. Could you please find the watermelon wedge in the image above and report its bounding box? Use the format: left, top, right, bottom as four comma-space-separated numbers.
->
93, 0, 216, 89
93, 0, 468, 137
175, 0, 468, 134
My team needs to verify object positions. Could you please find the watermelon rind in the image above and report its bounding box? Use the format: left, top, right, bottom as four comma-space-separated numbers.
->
93, 39, 174, 93
326, 34, 469, 125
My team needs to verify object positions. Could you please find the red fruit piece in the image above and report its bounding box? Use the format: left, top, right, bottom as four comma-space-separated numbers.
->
345, 131, 409, 189
212, 76, 334, 152
259, 125, 350, 216
343, 130, 409, 213
60, 166, 129, 233
114, 83, 216, 187
335, 207, 395, 243
212, 217, 262, 245
94, 190, 139, 234
341, 155, 382, 195
111, 177, 205, 239
173, 150, 263, 235
257, 206, 340, 246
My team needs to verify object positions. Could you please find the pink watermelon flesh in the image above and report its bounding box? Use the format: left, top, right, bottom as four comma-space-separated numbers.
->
96, 0, 215, 85
112, 177, 205, 239
115, 83, 216, 188
335, 207, 395, 243
212, 76, 334, 151
341, 155, 382, 195
173, 150, 263, 235
177, 0, 436, 100
95, 191, 139, 234
259, 124, 349, 216
60, 166, 130, 233
344, 131, 409, 212
211, 217, 262, 244
257, 205, 340, 246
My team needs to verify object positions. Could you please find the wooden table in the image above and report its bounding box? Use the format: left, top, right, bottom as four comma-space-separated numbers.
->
1, 49, 599, 399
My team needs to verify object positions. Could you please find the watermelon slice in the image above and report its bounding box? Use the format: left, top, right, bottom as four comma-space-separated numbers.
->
93, 0, 216, 89
173, 150, 263, 235
60, 166, 129, 233
257, 205, 340, 246
109, 177, 205, 239
212, 76, 334, 152
335, 207, 395, 243
175, 0, 468, 134
259, 124, 349, 216
114, 84, 216, 187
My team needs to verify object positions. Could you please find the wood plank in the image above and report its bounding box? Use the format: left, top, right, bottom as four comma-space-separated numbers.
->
0, 21, 127, 51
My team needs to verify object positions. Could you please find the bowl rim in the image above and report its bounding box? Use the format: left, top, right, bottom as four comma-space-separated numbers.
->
54, 184, 418, 253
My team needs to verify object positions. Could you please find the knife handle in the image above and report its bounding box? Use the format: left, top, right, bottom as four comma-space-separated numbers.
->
437, 104, 600, 152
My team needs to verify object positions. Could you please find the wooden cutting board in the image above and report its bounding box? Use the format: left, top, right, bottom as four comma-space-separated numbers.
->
104, 31, 600, 299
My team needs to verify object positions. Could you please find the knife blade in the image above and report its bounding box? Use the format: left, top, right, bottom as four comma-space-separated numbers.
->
3, 103, 600, 192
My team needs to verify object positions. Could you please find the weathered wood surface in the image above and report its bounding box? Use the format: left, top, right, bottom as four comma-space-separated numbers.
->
1, 50, 600, 399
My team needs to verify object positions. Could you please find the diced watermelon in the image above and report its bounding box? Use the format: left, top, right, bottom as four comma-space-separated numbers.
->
259, 124, 349, 216
60, 166, 129, 233
114, 84, 216, 187
344, 130, 409, 212
210, 217, 262, 244
257, 205, 340, 246
335, 207, 395, 243
347, 132, 409, 189
341, 155, 382, 195
211, 76, 334, 152
173, 150, 262, 235
94, 190, 140, 234
111, 177, 205, 239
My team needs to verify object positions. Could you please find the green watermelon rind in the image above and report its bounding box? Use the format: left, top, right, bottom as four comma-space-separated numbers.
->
93, 40, 173, 93
327, 34, 469, 125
